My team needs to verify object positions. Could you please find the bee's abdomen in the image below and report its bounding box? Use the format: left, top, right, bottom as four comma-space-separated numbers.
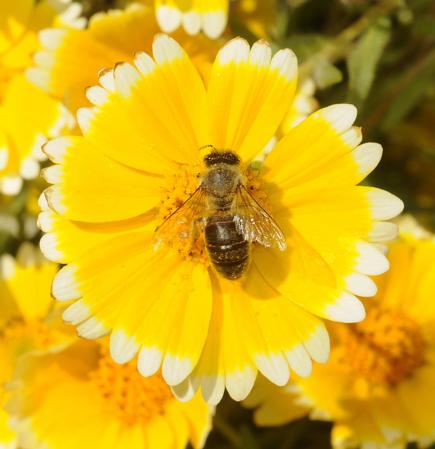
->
205, 215, 249, 280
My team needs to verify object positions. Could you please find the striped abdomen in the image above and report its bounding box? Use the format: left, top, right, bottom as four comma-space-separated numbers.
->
205, 214, 249, 280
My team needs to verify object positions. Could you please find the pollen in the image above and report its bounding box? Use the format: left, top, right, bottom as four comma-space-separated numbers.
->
1, 318, 54, 354
339, 307, 426, 388
156, 163, 209, 266
246, 163, 272, 211
89, 346, 173, 426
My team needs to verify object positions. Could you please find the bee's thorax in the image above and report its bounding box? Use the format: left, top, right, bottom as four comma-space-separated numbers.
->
202, 164, 241, 207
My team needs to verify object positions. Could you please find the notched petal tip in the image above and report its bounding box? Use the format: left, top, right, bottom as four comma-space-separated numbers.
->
271, 48, 298, 81
368, 189, 405, 221
63, 299, 91, 325
110, 330, 139, 364
325, 292, 366, 323
304, 325, 330, 364
355, 241, 390, 276
76, 107, 96, 134
39, 28, 67, 50
52, 264, 81, 301
98, 68, 115, 92
162, 355, 193, 386
249, 40, 272, 67
77, 317, 109, 339
113, 62, 141, 98
316, 104, 358, 133
44, 186, 66, 215
26, 68, 50, 90
134, 52, 155, 76
203, 11, 228, 39
217, 37, 250, 65
255, 353, 290, 386
42, 136, 71, 163
156, 6, 182, 33
152, 34, 184, 64
226, 368, 257, 401
137, 346, 162, 377
85, 85, 109, 106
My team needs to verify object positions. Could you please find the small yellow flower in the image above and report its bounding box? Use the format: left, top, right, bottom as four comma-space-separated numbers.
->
0, 243, 70, 448
28, 2, 221, 113
155, 0, 228, 38
0, 0, 82, 196
230, 0, 277, 39
39, 35, 403, 404
247, 222, 435, 448
7, 340, 212, 449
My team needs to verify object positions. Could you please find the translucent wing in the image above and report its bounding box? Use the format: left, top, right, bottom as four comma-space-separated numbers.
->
154, 186, 208, 246
233, 184, 287, 251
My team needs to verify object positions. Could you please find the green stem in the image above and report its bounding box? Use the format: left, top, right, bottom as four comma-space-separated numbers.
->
299, 0, 402, 78
213, 414, 242, 448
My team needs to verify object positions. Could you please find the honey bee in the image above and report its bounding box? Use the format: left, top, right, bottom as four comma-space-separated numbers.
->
155, 146, 287, 280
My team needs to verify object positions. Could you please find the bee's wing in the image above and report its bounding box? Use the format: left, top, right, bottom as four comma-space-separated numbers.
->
154, 185, 208, 246
233, 184, 287, 251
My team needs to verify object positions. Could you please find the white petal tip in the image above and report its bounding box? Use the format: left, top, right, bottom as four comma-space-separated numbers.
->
110, 330, 139, 364
325, 292, 365, 323
162, 355, 193, 386
52, 264, 80, 301
137, 346, 162, 377
226, 368, 256, 401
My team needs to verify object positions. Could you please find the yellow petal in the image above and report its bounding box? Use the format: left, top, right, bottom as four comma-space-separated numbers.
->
156, 0, 228, 38
42, 136, 162, 222
38, 209, 155, 264
0, 243, 56, 321
265, 104, 364, 190
172, 392, 212, 449
244, 376, 308, 427
0, 75, 71, 172
207, 38, 297, 161
136, 261, 212, 386
0, 0, 33, 53
145, 415, 174, 449
79, 35, 206, 174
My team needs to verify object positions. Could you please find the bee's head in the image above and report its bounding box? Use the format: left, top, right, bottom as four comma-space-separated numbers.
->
203, 149, 240, 167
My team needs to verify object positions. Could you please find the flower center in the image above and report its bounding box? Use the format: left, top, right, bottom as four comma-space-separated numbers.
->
156, 162, 270, 264
1, 318, 54, 356
89, 347, 173, 426
340, 307, 426, 387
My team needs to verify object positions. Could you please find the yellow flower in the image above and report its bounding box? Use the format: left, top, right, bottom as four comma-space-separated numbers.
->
247, 225, 435, 448
155, 0, 228, 38
28, 2, 221, 114
7, 339, 212, 449
0, 0, 82, 196
230, 0, 277, 39
39, 35, 403, 404
0, 243, 70, 448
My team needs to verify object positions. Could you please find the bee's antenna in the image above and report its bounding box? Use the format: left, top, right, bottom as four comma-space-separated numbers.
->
199, 144, 216, 153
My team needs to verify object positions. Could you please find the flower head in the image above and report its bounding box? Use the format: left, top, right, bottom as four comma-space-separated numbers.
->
7, 340, 211, 449
0, 0, 82, 195
39, 35, 403, 404
28, 2, 221, 113
155, 0, 228, 39
247, 221, 435, 448
0, 243, 71, 448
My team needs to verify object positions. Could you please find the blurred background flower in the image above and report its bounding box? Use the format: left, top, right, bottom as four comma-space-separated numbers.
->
6, 340, 212, 449
0, 0, 82, 196
246, 218, 435, 449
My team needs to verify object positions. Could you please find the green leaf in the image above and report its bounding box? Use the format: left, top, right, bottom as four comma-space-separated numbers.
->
381, 59, 435, 131
347, 18, 391, 106
313, 59, 343, 89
